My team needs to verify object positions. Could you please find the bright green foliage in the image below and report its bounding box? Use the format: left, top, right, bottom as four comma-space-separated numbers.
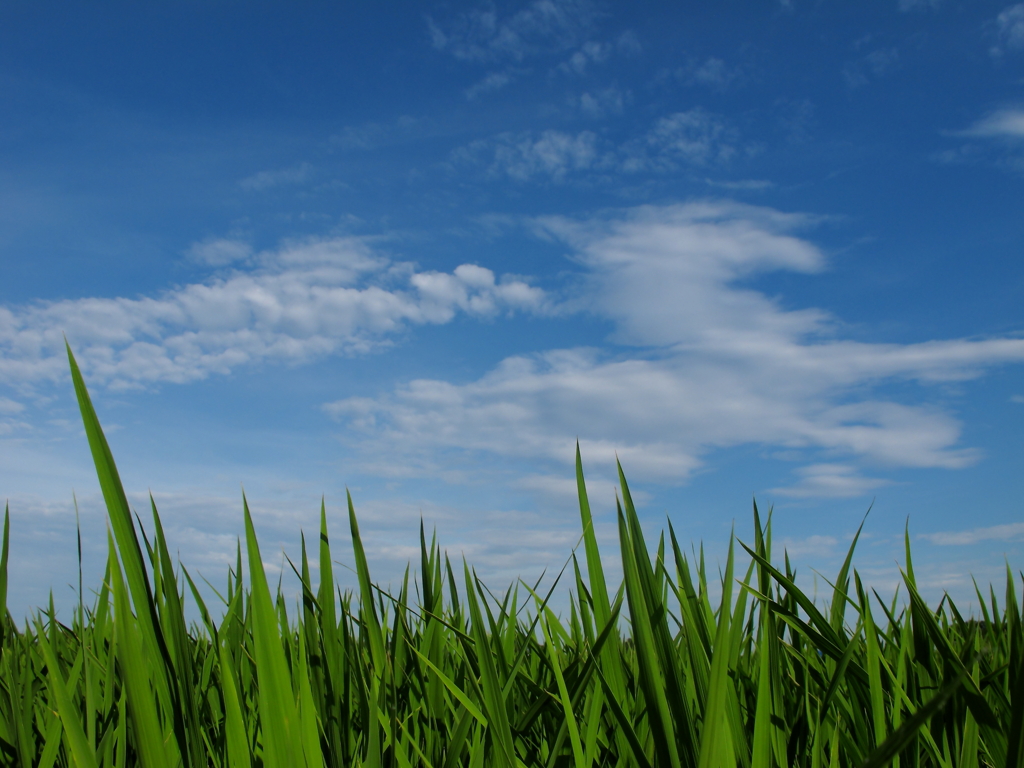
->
0, 348, 1019, 767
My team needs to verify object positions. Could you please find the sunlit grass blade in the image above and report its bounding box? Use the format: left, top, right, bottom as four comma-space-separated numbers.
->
37, 618, 99, 768
0, 504, 8, 636
243, 495, 305, 768
697, 533, 735, 768
463, 561, 516, 768
537, 601, 585, 768
66, 342, 180, 747
219, 641, 252, 768
109, 531, 176, 768
616, 493, 681, 768
347, 490, 387, 679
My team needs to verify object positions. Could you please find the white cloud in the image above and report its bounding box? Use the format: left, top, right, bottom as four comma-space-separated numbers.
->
428, 0, 600, 63
325, 202, 1024, 493
239, 162, 313, 191
0, 238, 548, 390
921, 521, 1024, 545
992, 4, 1024, 56
961, 108, 1024, 138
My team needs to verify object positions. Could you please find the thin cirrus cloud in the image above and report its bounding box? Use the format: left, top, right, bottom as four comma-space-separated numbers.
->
0, 237, 548, 391
961, 108, 1024, 138
465, 69, 520, 100
453, 130, 601, 181
768, 463, 892, 499
325, 202, 1024, 496
185, 238, 254, 267
621, 109, 737, 170
842, 48, 900, 90
941, 107, 1024, 169
451, 108, 736, 181
898, 0, 941, 11
688, 57, 739, 90
239, 162, 314, 192
428, 0, 600, 64
921, 521, 1024, 545
578, 86, 628, 118
992, 3, 1024, 56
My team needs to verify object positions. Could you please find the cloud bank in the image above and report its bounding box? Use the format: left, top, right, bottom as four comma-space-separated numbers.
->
325, 202, 1024, 494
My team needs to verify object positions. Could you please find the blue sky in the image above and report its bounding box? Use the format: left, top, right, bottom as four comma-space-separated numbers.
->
2, 0, 1024, 616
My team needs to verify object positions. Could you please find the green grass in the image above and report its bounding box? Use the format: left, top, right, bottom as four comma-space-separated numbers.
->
0, 345, 1019, 767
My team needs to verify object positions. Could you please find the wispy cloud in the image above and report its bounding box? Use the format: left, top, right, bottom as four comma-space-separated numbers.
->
428, 0, 600, 64
775, 534, 839, 557
940, 108, 1024, 171
898, 0, 941, 12
921, 521, 1024, 545
185, 238, 253, 267
329, 116, 422, 152
991, 4, 1024, 56
451, 130, 601, 181
0, 396, 28, 436
769, 463, 891, 499
556, 40, 612, 75
843, 47, 899, 89
577, 86, 628, 118
704, 178, 774, 191
0, 238, 549, 390
465, 69, 521, 99
0, 397, 24, 415
324, 202, 1024, 493
961, 108, 1024, 138
661, 57, 743, 92
690, 57, 739, 89
453, 108, 737, 181
622, 109, 737, 169
239, 162, 313, 191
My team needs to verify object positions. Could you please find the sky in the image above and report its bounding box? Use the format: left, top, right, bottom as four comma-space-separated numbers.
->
2, 0, 1024, 617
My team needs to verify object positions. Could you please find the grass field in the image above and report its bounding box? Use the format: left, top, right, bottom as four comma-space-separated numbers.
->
0, 345, 1020, 768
